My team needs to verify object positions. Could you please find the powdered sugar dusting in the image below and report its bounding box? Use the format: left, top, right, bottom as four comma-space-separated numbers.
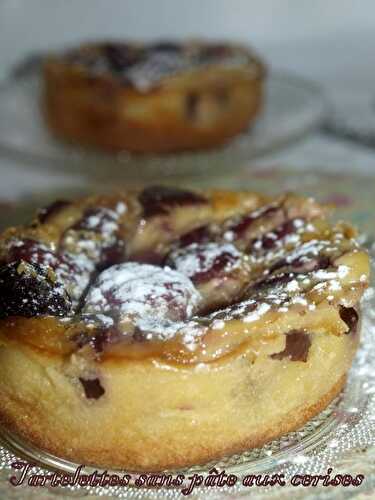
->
66, 42, 256, 92
83, 263, 202, 341
63, 206, 123, 262
167, 242, 242, 280
0, 190, 368, 356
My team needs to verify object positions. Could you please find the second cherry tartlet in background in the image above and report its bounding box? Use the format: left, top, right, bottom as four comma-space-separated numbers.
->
43, 40, 265, 153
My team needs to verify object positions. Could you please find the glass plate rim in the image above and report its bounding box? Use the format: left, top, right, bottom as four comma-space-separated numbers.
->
0, 69, 328, 179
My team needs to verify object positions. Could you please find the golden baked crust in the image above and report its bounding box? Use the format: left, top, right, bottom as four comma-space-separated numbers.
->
0, 187, 370, 471
42, 41, 265, 153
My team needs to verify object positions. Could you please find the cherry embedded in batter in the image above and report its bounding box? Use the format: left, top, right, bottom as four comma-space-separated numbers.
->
339, 306, 359, 335
79, 377, 105, 399
271, 331, 311, 362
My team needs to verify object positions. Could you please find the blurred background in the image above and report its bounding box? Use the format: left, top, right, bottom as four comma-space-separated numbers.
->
1, 0, 375, 199
1, 0, 375, 92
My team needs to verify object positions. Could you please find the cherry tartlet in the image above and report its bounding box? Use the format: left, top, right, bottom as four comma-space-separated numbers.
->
0, 187, 369, 471
42, 40, 265, 153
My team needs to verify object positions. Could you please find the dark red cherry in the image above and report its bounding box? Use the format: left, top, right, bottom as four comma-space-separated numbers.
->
139, 186, 207, 218
271, 331, 311, 362
5, 239, 58, 268
178, 225, 213, 247
269, 255, 330, 275
227, 204, 280, 239
128, 250, 165, 266
167, 243, 241, 285
102, 43, 141, 72
0, 261, 71, 318
248, 220, 297, 252
339, 306, 359, 335
193, 251, 238, 284
79, 378, 105, 399
253, 272, 297, 292
98, 241, 125, 269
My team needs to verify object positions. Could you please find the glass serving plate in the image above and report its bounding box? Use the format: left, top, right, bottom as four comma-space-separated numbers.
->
0, 287, 374, 500
0, 70, 327, 180
0, 168, 374, 499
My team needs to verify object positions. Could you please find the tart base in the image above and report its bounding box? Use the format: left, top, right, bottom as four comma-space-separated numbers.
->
0, 329, 358, 471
